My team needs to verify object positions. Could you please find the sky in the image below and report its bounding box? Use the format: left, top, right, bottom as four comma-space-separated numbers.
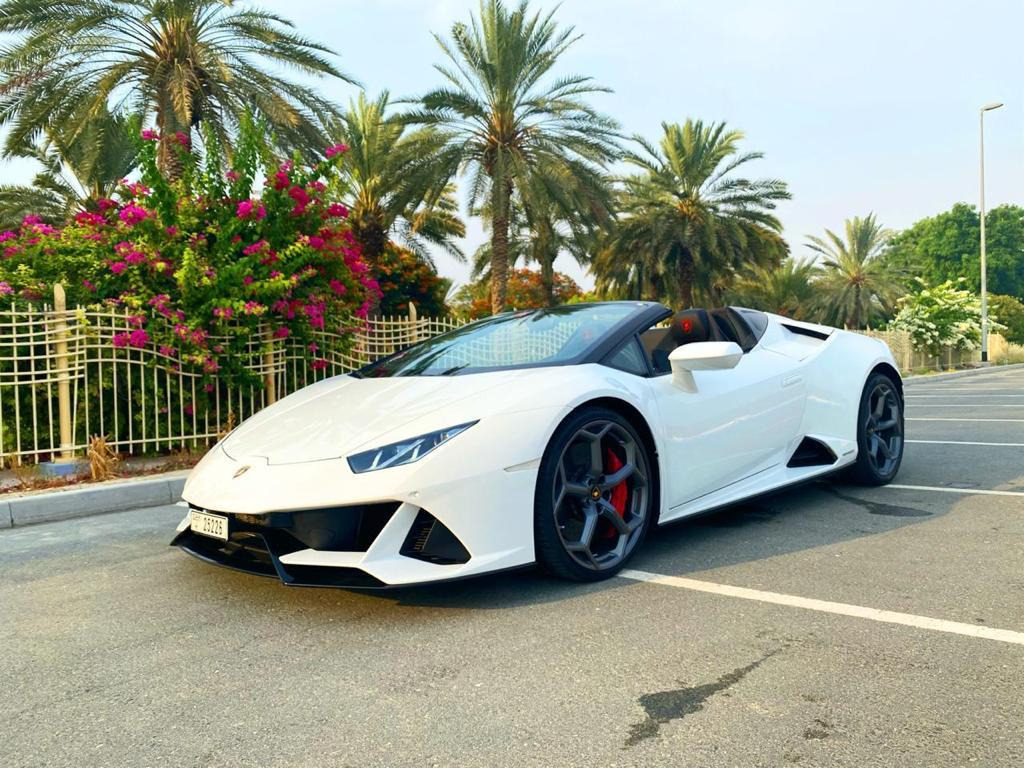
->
1, 0, 1021, 292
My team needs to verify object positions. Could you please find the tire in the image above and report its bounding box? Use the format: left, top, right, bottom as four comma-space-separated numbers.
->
534, 406, 655, 581
845, 371, 904, 486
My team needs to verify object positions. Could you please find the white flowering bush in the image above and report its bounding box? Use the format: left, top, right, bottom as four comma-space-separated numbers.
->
888, 279, 1004, 355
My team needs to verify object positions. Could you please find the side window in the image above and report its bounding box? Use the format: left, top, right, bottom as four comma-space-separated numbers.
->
603, 337, 649, 376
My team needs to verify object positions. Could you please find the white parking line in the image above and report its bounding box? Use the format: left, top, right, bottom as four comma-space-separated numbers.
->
907, 404, 1024, 408
886, 483, 1024, 497
907, 395, 1024, 399
907, 439, 1024, 447
908, 417, 1024, 423
620, 570, 1024, 646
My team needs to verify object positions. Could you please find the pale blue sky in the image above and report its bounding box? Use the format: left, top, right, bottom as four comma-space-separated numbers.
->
1, 0, 1020, 290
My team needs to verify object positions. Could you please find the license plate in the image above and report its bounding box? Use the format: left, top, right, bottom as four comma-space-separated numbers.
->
190, 509, 228, 541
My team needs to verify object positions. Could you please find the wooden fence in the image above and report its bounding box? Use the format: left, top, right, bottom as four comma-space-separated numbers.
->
0, 288, 1014, 467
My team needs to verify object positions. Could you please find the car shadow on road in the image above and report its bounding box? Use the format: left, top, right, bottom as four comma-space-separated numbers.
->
340, 479, 958, 610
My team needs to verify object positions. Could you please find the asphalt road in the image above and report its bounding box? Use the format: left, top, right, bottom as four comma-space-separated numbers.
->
2, 368, 1023, 768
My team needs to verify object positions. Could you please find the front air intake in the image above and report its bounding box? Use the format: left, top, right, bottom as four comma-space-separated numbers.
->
400, 509, 471, 565
787, 436, 838, 468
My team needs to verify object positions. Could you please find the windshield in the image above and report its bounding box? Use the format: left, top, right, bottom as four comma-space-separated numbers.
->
358, 304, 640, 377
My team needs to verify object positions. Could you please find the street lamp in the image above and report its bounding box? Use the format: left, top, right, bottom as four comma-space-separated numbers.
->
979, 101, 1003, 363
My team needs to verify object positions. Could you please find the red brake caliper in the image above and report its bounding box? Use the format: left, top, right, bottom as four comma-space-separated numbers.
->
602, 448, 628, 538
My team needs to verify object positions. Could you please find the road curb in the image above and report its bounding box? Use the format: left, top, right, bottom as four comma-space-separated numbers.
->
904, 363, 1024, 386
5, 472, 188, 527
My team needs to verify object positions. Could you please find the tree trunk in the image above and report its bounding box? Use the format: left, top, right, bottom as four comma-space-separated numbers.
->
352, 217, 388, 318
540, 254, 555, 306
678, 248, 696, 308
155, 108, 185, 183
852, 284, 862, 329
490, 181, 511, 314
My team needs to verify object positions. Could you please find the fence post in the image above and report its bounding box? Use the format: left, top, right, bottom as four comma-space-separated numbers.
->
263, 327, 277, 405
53, 283, 74, 461
408, 302, 419, 345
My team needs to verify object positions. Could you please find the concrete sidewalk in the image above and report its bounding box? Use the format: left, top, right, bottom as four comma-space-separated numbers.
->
0, 470, 188, 529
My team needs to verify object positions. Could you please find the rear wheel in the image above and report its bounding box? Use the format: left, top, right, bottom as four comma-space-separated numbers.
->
534, 407, 654, 581
846, 371, 904, 485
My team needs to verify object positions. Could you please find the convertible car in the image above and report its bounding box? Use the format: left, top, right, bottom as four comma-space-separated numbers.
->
172, 302, 904, 587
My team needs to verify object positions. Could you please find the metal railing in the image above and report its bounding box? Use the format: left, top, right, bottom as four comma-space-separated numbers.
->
0, 287, 1014, 467
0, 288, 460, 467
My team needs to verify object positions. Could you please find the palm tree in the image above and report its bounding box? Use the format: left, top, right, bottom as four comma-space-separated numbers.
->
807, 214, 904, 329
471, 164, 614, 304
0, 109, 140, 229
412, 0, 619, 314
596, 120, 790, 307
331, 92, 466, 268
0, 0, 354, 178
727, 258, 822, 320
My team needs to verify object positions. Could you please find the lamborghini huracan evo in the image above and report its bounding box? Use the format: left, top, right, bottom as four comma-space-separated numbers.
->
172, 302, 904, 587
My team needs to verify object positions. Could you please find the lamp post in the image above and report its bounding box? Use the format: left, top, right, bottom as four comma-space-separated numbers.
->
979, 101, 1003, 363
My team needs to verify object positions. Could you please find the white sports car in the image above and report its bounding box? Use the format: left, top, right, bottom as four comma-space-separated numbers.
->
172, 302, 904, 587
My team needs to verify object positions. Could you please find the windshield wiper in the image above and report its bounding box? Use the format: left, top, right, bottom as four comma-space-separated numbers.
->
438, 364, 468, 376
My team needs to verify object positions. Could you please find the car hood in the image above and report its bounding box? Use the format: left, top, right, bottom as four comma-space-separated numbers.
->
221, 372, 524, 465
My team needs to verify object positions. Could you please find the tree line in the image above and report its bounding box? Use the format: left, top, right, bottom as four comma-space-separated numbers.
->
0, 0, 1021, 327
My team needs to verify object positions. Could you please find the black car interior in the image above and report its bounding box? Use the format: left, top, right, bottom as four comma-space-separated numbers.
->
639, 307, 764, 375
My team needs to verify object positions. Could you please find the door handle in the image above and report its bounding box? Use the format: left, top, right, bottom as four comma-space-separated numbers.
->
782, 375, 803, 388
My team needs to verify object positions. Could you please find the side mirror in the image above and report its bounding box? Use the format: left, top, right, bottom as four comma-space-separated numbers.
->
668, 341, 743, 393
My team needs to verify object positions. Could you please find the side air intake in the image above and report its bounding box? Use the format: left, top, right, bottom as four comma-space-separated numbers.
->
787, 436, 838, 468
400, 509, 471, 565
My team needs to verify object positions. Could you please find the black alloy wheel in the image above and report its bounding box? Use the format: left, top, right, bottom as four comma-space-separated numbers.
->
535, 407, 654, 581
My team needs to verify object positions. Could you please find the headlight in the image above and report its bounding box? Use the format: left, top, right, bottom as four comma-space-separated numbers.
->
346, 421, 478, 473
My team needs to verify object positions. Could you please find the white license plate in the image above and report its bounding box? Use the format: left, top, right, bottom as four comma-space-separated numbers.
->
190, 510, 229, 541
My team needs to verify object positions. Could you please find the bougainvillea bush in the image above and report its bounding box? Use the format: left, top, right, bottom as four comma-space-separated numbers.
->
0, 122, 380, 383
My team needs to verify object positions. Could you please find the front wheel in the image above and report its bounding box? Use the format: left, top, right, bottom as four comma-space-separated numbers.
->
846, 372, 904, 485
534, 407, 655, 581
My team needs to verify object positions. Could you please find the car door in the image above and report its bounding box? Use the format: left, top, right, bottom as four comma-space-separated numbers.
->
650, 344, 807, 511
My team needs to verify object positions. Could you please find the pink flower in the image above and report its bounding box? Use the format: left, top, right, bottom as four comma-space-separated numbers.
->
288, 186, 310, 206
329, 279, 347, 295
110, 262, 127, 275
125, 250, 146, 265
22, 215, 42, 226
75, 211, 105, 227
243, 239, 268, 256
236, 200, 267, 219
128, 329, 150, 348
141, 128, 159, 141
82, 279, 96, 292
273, 171, 290, 190
308, 342, 319, 353
159, 345, 177, 358
204, 383, 215, 393
203, 357, 220, 373
165, 226, 178, 236
226, 170, 240, 182
119, 204, 150, 225
213, 307, 233, 320
128, 315, 145, 327
311, 358, 329, 370
97, 198, 117, 212
273, 326, 290, 339
0, 282, 13, 295
308, 235, 325, 250
243, 275, 254, 286
326, 203, 349, 218
0, 231, 15, 243
174, 131, 189, 147
325, 143, 348, 158
112, 333, 131, 348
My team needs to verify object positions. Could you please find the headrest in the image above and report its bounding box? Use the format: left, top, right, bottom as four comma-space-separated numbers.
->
669, 309, 712, 345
